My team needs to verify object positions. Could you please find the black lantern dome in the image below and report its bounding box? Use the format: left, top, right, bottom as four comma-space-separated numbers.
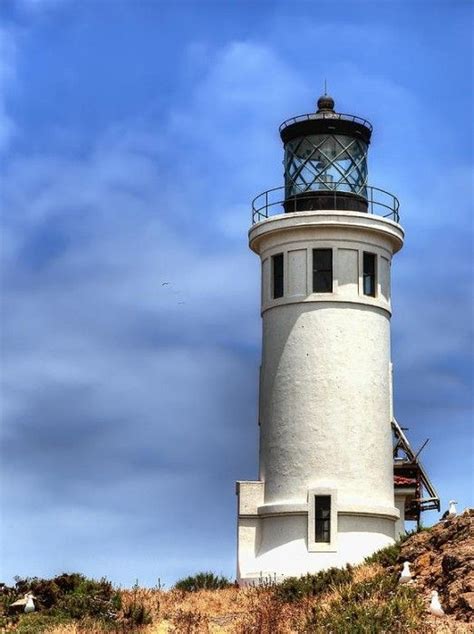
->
316, 93, 335, 112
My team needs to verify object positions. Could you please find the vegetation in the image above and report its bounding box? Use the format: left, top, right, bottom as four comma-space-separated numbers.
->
12, 572, 121, 619
121, 580, 153, 627
363, 524, 431, 568
305, 578, 424, 633
274, 565, 354, 603
173, 571, 232, 592
364, 541, 402, 567
14, 613, 72, 634
2, 521, 471, 633
0, 573, 149, 633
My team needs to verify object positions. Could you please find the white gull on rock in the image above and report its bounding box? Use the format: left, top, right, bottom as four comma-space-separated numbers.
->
441, 500, 458, 520
429, 590, 445, 617
448, 500, 458, 516
399, 561, 413, 584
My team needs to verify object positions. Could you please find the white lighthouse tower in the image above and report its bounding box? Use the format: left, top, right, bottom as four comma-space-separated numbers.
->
237, 94, 407, 583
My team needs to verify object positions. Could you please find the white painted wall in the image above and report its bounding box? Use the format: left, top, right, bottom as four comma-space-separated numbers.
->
237, 210, 404, 582
394, 491, 415, 538
259, 303, 393, 506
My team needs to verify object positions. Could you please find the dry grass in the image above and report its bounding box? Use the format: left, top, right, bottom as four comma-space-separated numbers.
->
42, 588, 471, 634
42, 615, 474, 634
9, 563, 471, 633
424, 620, 474, 633
352, 562, 384, 583
117, 563, 421, 633
40, 623, 138, 633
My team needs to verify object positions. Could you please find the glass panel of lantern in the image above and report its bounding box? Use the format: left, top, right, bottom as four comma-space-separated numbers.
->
285, 134, 368, 198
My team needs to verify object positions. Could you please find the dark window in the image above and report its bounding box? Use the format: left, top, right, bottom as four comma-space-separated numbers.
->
272, 253, 284, 299
313, 249, 333, 293
315, 495, 331, 543
363, 252, 376, 297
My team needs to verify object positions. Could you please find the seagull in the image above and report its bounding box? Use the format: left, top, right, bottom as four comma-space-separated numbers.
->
429, 590, 445, 617
24, 594, 35, 614
441, 500, 458, 520
399, 561, 412, 584
10, 593, 35, 613
161, 282, 170, 286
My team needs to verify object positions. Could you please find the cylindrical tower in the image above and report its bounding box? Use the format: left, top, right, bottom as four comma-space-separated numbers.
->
237, 95, 404, 582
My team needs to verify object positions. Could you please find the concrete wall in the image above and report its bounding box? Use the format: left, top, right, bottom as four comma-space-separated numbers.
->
259, 303, 393, 507
256, 513, 396, 576
394, 491, 415, 538
237, 211, 404, 581
236, 505, 398, 581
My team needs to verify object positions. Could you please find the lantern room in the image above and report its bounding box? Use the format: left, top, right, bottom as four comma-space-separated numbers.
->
252, 94, 400, 223
280, 94, 372, 213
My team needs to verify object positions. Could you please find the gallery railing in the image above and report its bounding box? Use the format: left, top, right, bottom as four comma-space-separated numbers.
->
279, 111, 373, 134
251, 184, 400, 224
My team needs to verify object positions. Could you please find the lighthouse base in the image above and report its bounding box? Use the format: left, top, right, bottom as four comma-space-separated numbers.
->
236, 481, 399, 584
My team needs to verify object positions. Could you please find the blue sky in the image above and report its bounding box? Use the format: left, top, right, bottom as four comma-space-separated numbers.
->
0, 0, 472, 587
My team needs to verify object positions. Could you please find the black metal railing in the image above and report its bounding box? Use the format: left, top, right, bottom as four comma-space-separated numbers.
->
279, 111, 373, 134
251, 185, 400, 224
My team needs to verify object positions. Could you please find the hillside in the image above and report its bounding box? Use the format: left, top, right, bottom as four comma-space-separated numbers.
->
398, 508, 473, 623
1, 510, 472, 633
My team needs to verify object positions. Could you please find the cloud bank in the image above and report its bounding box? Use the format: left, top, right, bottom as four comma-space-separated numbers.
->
0, 2, 472, 585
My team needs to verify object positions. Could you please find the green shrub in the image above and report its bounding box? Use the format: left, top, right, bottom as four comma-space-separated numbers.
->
174, 571, 231, 592
275, 566, 354, 603
364, 541, 401, 567
338, 572, 398, 603
12, 573, 121, 623
305, 583, 424, 633
15, 612, 72, 634
364, 526, 432, 570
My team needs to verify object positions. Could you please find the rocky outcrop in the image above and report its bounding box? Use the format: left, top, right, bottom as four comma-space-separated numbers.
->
398, 509, 473, 622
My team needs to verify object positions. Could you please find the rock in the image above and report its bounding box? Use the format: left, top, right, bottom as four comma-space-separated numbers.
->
442, 554, 461, 574
414, 552, 432, 575
399, 509, 474, 622
461, 592, 474, 612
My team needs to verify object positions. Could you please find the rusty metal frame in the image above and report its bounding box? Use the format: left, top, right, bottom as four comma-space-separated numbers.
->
392, 418, 440, 515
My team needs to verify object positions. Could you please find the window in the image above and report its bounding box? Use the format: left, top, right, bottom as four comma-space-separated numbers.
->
308, 488, 337, 552
272, 253, 284, 299
315, 495, 331, 543
363, 252, 376, 297
313, 249, 333, 293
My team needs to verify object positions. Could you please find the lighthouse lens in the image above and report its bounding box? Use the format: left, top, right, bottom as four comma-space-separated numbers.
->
284, 134, 368, 198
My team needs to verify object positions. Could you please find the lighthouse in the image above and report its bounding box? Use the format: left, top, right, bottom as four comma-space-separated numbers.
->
236, 94, 436, 583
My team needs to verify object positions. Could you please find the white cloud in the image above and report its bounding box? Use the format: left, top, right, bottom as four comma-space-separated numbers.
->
0, 41, 276, 581
1, 29, 472, 585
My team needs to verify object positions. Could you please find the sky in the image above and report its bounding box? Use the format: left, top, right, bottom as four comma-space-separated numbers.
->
0, 0, 473, 588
